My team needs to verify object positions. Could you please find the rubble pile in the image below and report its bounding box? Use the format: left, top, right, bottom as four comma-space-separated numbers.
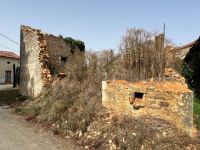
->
164, 67, 185, 82
74, 110, 200, 150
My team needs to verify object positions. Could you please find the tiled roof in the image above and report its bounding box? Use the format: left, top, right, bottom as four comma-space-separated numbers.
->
173, 40, 197, 51
0, 51, 19, 59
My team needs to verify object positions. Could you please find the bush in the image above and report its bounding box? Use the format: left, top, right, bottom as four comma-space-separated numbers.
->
62, 37, 85, 52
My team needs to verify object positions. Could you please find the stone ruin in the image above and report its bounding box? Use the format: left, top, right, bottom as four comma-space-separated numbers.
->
19, 25, 196, 136
102, 68, 193, 135
19, 25, 82, 97
102, 38, 200, 136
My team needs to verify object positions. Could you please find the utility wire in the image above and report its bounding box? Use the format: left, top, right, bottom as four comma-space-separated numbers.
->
0, 43, 18, 52
0, 32, 20, 45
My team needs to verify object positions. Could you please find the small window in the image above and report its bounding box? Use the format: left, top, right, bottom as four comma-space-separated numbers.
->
135, 92, 144, 99
61, 57, 67, 66
131, 92, 144, 109
7, 61, 10, 64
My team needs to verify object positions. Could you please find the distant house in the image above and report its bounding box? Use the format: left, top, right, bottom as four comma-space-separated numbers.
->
0, 51, 19, 84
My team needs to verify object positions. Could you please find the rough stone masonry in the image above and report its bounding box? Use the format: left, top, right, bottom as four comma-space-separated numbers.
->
20, 25, 79, 97
102, 68, 193, 135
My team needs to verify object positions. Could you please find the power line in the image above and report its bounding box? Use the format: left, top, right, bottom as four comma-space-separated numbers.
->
0, 32, 20, 45
0, 43, 18, 52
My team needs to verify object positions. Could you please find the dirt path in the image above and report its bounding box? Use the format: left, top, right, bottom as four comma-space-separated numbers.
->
0, 84, 12, 90
0, 105, 82, 150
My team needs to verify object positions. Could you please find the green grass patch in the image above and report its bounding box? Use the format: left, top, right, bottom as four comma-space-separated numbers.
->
193, 97, 200, 129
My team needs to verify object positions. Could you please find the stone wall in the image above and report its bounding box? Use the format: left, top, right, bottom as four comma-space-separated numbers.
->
102, 72, 193, 135
45, 35, 71, 74
20, 25, 74, 97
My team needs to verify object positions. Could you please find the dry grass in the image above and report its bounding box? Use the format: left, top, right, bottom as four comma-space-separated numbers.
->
80, 114, 200, 150
15, 50, 200, 149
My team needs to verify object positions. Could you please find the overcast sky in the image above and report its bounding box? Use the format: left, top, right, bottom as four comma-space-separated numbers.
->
0, 0, 200, 54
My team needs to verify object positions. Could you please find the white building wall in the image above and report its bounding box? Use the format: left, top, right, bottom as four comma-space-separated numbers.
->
0, 57, 20, 84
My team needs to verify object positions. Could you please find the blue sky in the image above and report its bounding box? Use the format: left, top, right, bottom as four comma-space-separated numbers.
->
0, 0, 200, 54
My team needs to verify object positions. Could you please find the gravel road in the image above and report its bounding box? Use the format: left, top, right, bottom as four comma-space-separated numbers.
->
0, 105, 81, 150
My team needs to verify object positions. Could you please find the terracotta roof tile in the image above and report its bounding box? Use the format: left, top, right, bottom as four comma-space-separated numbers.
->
0, 51, 19, 59
173, 40, 197, 51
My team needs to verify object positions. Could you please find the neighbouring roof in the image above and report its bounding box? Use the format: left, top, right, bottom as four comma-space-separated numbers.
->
172, 38, 200, 60
173, 41, 196, 51
0, 51, 19, 59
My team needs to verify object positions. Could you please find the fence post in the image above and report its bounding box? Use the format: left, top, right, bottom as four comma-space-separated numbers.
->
13, 64, 16, 88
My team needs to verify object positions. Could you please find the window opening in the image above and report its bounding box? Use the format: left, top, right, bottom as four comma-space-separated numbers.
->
131, 92, 144, 109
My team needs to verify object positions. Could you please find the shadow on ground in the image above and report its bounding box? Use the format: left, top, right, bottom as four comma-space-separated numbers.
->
0, 89, 21, 106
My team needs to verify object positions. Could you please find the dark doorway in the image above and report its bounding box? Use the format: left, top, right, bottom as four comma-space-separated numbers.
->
5, 71, 11, 83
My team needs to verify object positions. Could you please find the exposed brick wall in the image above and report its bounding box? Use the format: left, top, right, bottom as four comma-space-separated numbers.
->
20, 25, 75, 97
102, 77, 193, 135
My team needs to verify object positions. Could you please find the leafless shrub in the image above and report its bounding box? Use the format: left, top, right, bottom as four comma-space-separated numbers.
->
119, 28, 161, 81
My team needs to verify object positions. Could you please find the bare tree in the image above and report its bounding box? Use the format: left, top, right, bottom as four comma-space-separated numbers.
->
119, 28, 165, 81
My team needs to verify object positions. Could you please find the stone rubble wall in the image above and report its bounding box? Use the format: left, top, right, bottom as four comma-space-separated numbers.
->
45, 35, 71, 74
102, 77, 193, 135
38, 31, 52, 83
20, 25, 72, 97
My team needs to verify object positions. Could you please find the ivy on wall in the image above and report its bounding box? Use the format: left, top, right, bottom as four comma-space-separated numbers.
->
59, 35, 85, 52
